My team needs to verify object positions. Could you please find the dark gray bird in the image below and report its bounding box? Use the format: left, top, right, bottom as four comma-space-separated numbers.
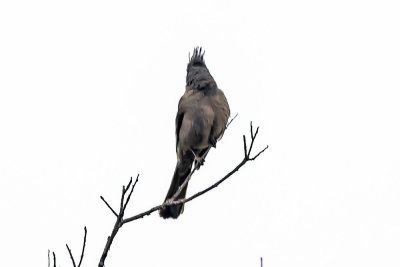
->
159, 47, 230, 219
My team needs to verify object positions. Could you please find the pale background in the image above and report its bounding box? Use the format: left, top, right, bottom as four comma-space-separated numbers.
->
1, 1, 399, 266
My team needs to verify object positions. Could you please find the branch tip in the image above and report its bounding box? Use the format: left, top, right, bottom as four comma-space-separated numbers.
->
249, 145, 268, 160
243, 135, 248, 158
226, 112, 238, 129
100, 196, 118, 217
52, 252, 56, 267
66, 243, 77, 267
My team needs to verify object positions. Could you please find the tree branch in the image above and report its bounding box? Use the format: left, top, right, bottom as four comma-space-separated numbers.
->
226, 112, 238, 129
66, 244, 76, 267
52, 252, 56, 267
98, 122, 267, 266
98, 175, 139, 267
66, 226, 87, 267
52, 121, 267, 267
78, 227, 87, 267
124, 121, 268, 223
100, 196, 118, 217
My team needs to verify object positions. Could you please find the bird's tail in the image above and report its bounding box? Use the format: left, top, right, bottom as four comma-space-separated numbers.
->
159, 158, 193, 219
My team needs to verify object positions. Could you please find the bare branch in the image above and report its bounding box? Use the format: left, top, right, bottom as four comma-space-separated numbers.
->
100, 196, 118, 217
124, 177, 133, 194
119, 185, 125, 212
99, 210, 123, 267
52, 121, 266, 267
122, 205, 163, 224
52, 252, 56, 267
250, 145, 269, 161
170, 166, 196, 201
66, 243, 77, 267
66, 226, 87, 267
226, 112, 238, 129
48, 250, 50, 267
98, 121, 266, 266
99, 176, 139, 267
243, 135, 248, 158
123, 175, 139, 211
170, 157, 247, 206
248, 125, 259, 155
253, 125, 259, 139
124, 122, 268, 224
78, 227, 87, 267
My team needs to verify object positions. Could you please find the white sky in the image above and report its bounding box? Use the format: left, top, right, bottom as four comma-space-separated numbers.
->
1, 0, 399, 266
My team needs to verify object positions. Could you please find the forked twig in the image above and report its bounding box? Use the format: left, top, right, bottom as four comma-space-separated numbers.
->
52, 252, 56, 267
123, 121, 268, 225
66, 226, 87, 267
55, 120, 267, 267
100, 196, 118, 217
98, 175, 139, 267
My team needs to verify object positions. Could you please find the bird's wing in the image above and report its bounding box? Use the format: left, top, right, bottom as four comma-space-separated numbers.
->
175, 97, 185, 152
213, 89, 231, 141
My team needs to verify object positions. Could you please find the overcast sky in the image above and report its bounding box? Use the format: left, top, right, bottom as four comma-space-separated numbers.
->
1, 1, 399, 266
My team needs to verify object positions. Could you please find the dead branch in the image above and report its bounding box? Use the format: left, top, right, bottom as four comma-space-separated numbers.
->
98, 175, 139, 267
226, 112, 238, 129
157, 121, 268, 209
66, 226, 87, 267
96, 122, 267, 266
47, 250, 57, 267
52, 252, 56, 267
51, 120, 267, 267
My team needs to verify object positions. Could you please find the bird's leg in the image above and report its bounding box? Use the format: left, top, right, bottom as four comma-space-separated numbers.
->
209, 136, 217, 148
209, 127, 217, 148
190, 149, 205, 170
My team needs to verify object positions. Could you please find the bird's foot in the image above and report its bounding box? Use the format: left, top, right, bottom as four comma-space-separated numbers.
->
209, 136, 217, 148
164, 198, 173, 206
190, 149, 205, 170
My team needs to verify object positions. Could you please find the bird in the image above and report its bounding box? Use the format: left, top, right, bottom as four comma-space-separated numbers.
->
159, 47, 230, 219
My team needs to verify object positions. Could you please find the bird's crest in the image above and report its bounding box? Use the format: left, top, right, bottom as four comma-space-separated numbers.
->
188, 47, 206, 67
186, 46, 215, 90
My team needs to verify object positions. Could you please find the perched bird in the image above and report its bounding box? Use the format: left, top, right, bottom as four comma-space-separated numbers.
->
159, 47, 230, 219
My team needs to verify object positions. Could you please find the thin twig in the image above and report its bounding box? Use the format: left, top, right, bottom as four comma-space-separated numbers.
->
123, 175, 139, 211
243, 135, 248, 158
122, 205, 163, 223
77, 227, 87, 267
52, 252, 56, 267
100, 196, 118, 217
66, 244, 77, 267
170, 166, 196, 201
48, 250, 50, 267
250, 145, 268, 161
120, 185, 126, 212
226, 112, 238, 129
66, 226, 87, 267
99, 175, 140, 267
124, 122, 268, 224
124, 177, 133, 194
98, 122, 267, 267
169, 157, 248, 206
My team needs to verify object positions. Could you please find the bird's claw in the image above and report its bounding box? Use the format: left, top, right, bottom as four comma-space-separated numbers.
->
194, 155, 205, 170
191, 149, 205, 169
209, 136, 217, 148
